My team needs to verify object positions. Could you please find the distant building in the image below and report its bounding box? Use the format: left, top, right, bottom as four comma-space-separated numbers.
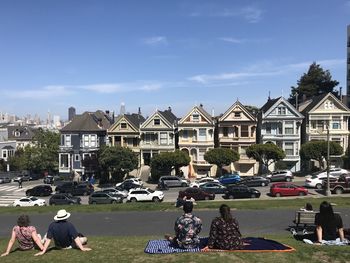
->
68, 107, 76, 121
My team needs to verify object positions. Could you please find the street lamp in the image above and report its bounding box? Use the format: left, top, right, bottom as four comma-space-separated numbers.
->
325, 122, 331, 196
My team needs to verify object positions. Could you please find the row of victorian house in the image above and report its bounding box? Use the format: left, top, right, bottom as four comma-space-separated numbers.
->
58, 92, 350, 179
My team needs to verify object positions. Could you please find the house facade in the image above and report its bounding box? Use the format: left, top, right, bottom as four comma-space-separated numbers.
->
177, 105, 215, 178
300, 93, 350, 167
7, 125, 37, 149
59, 111, 112, 177
257, 97, 304, 172
108, 113, 145, 165
0, 127, 16, 164
139, 108, 177, 165
217, 101, 258, 176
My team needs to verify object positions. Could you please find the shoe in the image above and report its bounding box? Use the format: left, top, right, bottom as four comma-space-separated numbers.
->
303, 239, 314, 245
290, 228, 297, 236
302, 229, 308, 235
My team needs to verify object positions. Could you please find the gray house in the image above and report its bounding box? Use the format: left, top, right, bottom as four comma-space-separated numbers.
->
59, 111, 113, 177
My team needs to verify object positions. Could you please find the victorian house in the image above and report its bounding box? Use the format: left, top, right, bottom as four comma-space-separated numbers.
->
59, 111, 113, 177
139, 108, 177, 165
299, 92, 350, 167
108, 112, 145, 165
177, 105, 215, 178
257, 97, 304, 172
217, 101, 258, 176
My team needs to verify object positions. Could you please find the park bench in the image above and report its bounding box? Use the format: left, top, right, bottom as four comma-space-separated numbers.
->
293, 211, 341, 230
294, 211, 316, 230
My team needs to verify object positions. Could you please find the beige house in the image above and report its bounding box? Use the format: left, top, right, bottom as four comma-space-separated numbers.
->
300, 93, 350, 167
177, 105, 215, 178
218, 101, 258, 176
108, 113, 145, 165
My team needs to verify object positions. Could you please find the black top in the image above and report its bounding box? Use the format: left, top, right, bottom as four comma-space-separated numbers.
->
315, 213, 343, 241
47, 221, 78, 248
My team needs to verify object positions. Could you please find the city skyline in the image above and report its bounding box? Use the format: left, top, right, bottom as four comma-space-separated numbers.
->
0, 0, 349, 120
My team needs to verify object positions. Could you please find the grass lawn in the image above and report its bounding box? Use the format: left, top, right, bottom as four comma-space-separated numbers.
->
1, 235, 350, 263
0, 196, 349, 214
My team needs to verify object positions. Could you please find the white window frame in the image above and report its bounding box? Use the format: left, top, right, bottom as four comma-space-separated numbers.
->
65, 135, 71, 147
192, 113, 199, 122
198, 128, 206, 141
154, 119, 161, 125
284, 142, 294, 156
160, 132, 167, 145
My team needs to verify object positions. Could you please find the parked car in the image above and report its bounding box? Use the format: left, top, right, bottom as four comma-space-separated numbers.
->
158, 176, 189, 188
26, 185, 53, 197
0, 177, 11, 184
199, 182, 227, 194
304, 174, 337, 189
305, 168, 348, 179
224, 185, 261, 199
55, 182, 94, 196
266, 170, 293, 182
270, 182, 308, 197
116, 178, 143, 188
116, 181, 141, 191
12, 196, 46, 207
13, 175, 31, 182
190, 177, 220, 188
127, 188, 164, 202
89, 191, 123, 204
101, 188, 128, 199
218, 173, 241, 185
239, 176, 270, 187
178, 187, 215, 201
49, 193, 81, 205
43, 175, 61, 184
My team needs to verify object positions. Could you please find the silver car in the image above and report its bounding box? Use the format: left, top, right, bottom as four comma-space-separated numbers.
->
158, 176, 189, 188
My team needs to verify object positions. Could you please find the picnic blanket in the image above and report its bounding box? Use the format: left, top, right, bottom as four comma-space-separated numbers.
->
144, 237, 295, 254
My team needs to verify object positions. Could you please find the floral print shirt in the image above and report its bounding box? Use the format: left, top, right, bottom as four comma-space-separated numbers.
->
13, 225, 36, 250
174, 213, 202, 249
208, 217, 244, 250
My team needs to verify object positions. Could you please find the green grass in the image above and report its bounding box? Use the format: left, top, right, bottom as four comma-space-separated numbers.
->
1, 235, 350, 263
0, 196, 349, 214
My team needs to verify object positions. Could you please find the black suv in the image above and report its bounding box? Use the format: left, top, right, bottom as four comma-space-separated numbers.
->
26, 185, 53, 197
55, 182, 94, 196
49, 193, 81, 205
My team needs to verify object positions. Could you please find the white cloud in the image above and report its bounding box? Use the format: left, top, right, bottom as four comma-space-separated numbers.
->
219, 37, 271, 44
143, 36, 168, 46
240, 6, 263, 23
188, 59, 344, 84
3, 85, 74, 99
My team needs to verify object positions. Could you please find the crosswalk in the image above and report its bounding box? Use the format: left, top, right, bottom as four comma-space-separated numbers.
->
0, 185, 28, 207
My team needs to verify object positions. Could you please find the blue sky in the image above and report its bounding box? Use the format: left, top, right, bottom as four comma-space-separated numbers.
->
0, 0, 349, 121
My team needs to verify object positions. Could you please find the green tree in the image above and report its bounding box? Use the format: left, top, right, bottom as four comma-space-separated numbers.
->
300, 141, 343, 170
289, 62, 339, 105
204, 148, 240, 177
150, 150, 190, 181
98, 146, 138, 183
246, 143, 286, 173
8, 130, 59, 173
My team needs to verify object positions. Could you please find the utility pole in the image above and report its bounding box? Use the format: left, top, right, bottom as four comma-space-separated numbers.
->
326, 122, 331, 196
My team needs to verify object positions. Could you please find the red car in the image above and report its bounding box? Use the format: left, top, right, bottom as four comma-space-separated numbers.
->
270, 183, 308, 197
178, 187, 215, 201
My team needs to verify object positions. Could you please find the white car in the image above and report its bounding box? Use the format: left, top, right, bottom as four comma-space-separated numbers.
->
127, 188, 164, 202
305, 168, 348, 179
116, 178, 143, 188
12, 196, 46, 207
190, 177, 220, 188
305, 174, 336, 189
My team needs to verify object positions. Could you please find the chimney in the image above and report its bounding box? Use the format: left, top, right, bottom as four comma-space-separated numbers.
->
138, 107, 141, 115
340, 87, 343, 100
168, 106, 172, 112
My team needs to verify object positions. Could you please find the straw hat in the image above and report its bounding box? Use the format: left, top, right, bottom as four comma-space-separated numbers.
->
54, 209, 71, 221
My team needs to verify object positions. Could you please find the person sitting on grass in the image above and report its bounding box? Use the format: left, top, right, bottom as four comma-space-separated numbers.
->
314, 201, 345, 245
35, 209, 91, 256
165, 201, 202, 249
204, 204, 244, 250
1, 215, 44, 257
300, 203, 313, 212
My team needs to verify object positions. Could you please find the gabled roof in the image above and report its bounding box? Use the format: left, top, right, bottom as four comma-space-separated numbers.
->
178, 105, 213, 125
7, 126, 37, 141
141, 109, 177, 129
219, 100, 256, 122
61, 111, 112, 132
260, 97, 304, 118
124, 113, 146, 128
299, 93, 350, 114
